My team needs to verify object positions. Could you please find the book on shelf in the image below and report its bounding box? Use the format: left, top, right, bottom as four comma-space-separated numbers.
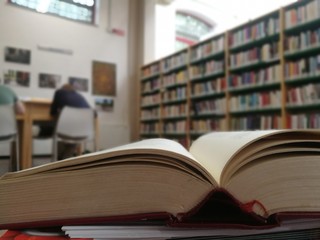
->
2, 129, 320, 229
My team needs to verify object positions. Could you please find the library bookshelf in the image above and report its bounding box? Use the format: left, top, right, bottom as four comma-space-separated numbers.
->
139, 0, 320, 147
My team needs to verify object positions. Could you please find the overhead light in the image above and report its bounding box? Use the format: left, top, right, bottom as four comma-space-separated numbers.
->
156, 0, 175, 6
86, 0, 94, 6
73, 0, 94, 7
36, 0, 51, 13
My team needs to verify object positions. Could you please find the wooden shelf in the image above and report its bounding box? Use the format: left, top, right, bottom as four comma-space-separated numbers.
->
139, 0, 320, 146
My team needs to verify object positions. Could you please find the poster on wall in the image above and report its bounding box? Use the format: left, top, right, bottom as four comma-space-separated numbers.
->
68, 76, 88, 92
92, 61, 116, 96
39, 73, 61, 89
3, 69, 30, 87
4, 47, 31, 64
94, 97, 114, 112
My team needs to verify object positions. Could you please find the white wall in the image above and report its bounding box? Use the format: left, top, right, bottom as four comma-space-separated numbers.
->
152, 0, 297, 61
0, 0, 133, 154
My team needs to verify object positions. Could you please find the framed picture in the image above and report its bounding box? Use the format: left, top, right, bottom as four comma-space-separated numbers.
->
94, 97, 114, 112
92, 61, 116, 96
5, 47, 31, 64
69, 77, 88, 92
4, 69, 30, 87
39, 73, 61, 89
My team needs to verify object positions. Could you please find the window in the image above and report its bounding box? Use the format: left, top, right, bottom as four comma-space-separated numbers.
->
175, 11, 214, 50
8, 0, 96, 24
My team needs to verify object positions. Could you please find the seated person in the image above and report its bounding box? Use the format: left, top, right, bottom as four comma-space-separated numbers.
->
38, 83, 91, 160
50, 83, 90, 116
0, 84, 25, 171
0, 84, 25, 114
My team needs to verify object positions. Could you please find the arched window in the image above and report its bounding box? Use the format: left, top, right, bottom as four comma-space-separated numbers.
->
8, 0, 96, 24
175, 11, 214, 50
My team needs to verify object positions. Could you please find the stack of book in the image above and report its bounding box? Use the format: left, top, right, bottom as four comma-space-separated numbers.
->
1, 130, 320, 239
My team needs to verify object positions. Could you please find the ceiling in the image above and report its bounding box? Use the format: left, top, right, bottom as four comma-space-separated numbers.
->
174, 0, 297, 35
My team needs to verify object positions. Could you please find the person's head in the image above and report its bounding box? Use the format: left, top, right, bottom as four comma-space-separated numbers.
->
61, 83, 75, 91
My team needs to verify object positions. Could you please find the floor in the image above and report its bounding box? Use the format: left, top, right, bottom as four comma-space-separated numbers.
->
0, 156, 51, 177
0, 156, 53, 236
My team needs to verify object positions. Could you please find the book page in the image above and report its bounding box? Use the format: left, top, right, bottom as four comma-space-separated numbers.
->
62, 219, 320, 239
189, 130, 281, 185
1, 138, 209, 181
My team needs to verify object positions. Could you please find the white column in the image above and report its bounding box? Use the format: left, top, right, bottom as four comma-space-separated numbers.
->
143, 0, 157, 64
155, 3, 176, 60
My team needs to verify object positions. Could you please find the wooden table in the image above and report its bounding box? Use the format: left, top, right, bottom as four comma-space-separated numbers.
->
16, 98, 99, 170
17, 98, 53, 169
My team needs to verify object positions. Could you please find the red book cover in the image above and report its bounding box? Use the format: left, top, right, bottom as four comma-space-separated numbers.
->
0, 230, 91, 240
0, 189, 278, 230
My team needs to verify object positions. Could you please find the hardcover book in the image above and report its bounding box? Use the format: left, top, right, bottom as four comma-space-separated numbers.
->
1, 130, 320, 229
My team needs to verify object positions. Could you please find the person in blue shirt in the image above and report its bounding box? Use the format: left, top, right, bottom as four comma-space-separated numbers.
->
38, 83, 91, 160
50, 83, 90, 116
52, 83, 91, 160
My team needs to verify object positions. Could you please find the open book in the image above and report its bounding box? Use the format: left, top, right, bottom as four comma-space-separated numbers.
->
1, 129, 320, 229
61, 219, 320, 239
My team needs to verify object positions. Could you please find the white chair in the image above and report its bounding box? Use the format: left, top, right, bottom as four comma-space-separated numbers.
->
52, 106, 96, 161
0, 104, 20, 171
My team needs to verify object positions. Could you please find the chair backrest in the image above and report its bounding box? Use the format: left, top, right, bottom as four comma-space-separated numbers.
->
0, 104, 17, 138
55, 106, 95, 140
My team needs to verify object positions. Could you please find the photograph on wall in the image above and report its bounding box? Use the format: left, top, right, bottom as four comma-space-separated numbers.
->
92, 61, 116, 96
3, 69, 30, 87
4, 46, 31, 64
39, 73, 61, 89
68, 76, 88, 92
94, 97, 114, 112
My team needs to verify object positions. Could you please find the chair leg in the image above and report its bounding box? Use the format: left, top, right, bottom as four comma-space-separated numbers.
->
52, 137, 57, 162
83, 142, 93, 154
9, 142, 13, 172
9, 140, 19, 172
77, 143, 83, 156
93, 141, 96, 152
15, 137, 20, 171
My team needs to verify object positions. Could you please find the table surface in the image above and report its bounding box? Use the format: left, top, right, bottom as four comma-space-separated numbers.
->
16, 98, 99, 170
17, 98, 53, 169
